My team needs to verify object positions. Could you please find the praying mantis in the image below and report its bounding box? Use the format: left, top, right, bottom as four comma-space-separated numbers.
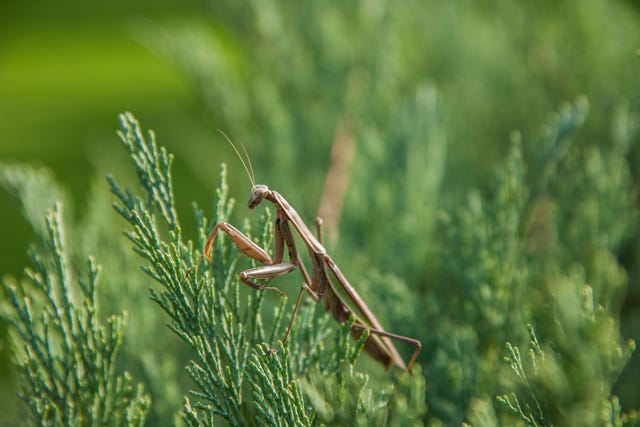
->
195, 135, 421, 372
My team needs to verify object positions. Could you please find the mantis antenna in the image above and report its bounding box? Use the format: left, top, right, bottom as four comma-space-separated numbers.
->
217, 129, 255, 187
241, 143, 256, 187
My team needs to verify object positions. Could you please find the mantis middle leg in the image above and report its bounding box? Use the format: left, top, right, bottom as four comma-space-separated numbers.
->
272, 217, 326, 350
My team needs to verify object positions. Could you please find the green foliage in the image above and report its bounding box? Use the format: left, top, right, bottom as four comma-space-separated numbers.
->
601, 396, 640, 427
499, 321, 636, 427
429, 98, 639, 425
0, 168, 149, 426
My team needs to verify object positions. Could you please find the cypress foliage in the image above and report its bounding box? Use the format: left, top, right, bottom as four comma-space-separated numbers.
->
0, 168, 149, 426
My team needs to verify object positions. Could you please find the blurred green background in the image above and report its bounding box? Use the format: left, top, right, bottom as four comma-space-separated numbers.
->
2, 0, 640, 424
0, 0, 201, 278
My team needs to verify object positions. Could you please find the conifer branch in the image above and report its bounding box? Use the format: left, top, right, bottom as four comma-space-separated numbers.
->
1, 192, 149, 426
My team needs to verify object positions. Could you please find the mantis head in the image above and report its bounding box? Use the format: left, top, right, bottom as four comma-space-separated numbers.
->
248, 184, 269, 209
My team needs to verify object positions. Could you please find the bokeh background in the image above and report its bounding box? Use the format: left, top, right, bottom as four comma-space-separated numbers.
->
2, 0, 640, 424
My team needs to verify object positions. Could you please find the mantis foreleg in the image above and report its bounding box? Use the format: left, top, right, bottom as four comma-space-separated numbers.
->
201, 221, 295, 296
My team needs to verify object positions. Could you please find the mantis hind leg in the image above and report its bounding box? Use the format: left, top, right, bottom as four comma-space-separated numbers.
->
323, 255, 422, 372
351, 323, 422, 373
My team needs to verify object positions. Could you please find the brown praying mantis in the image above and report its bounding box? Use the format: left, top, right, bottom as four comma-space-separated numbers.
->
193, 134, 421, 372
